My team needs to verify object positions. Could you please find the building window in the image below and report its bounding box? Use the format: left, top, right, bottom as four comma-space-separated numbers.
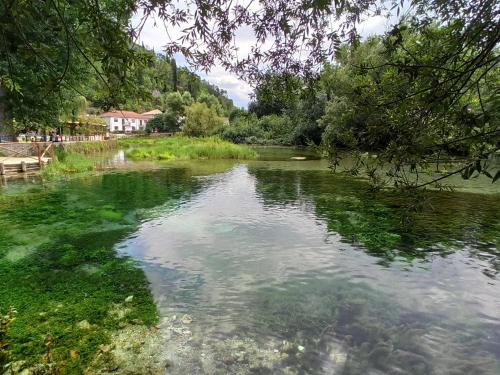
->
114, 118, 118, 122
114, 126, 118, 131
139, 120, 142, 126
122, 119, 125, 125
132, 126, 136, 131
131, 119, 135, 123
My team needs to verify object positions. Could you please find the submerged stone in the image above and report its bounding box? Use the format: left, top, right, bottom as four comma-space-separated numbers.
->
77, 320, 92, 330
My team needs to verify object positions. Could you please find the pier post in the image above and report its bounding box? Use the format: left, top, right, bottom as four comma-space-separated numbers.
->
0, 162, 4, 175
21, 161, 27, 172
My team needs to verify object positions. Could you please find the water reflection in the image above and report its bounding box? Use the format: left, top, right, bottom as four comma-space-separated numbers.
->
118, 164, 500, 374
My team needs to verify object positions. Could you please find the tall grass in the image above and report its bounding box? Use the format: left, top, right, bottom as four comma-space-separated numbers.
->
41, 151, 94, 179
120, 136, 257, 161
61, 140, 118, 154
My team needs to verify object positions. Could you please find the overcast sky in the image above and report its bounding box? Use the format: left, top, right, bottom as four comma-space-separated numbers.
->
132, 11, 393, 108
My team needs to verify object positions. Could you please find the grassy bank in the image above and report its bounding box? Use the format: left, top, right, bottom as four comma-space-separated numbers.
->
41, 141, 119, 180
119, 136, 257, 161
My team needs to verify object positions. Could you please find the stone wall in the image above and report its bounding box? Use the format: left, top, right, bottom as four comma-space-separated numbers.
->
0, 142, 52, 157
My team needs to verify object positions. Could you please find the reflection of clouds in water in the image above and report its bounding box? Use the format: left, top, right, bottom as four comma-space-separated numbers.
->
117, 165, 500, 374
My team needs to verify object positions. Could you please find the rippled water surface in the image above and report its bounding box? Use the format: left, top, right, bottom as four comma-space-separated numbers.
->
2, 149, 500, 374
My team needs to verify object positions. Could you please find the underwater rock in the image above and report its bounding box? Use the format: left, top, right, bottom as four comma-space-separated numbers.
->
297, 345, 305, 352
281, 340, 293, 352
77, 320, 92, 330
124, 295, 134, 303
108, 303, 131, 321
181, 314, 193, 324
5, 363, 57, 375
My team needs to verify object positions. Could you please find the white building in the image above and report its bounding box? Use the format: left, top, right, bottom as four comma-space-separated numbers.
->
100, 110, 160, 132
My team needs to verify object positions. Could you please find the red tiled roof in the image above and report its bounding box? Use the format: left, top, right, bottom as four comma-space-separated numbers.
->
100, 111, 148, 120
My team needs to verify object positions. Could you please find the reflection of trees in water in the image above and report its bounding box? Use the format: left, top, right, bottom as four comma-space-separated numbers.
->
250, 168, 500, 263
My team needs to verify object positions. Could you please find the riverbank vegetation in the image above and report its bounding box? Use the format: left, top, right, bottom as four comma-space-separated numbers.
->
61, 140, 119, 155
120, 136, 257, 161
41, 152, 95, 179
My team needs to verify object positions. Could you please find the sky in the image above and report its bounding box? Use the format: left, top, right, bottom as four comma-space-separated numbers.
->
132, 11, 393, 108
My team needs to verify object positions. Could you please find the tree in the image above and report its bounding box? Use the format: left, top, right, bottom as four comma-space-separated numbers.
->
170, 58, 178, 92
318, 26, 499, 188
181, 91, 194, 106
0, 0, 140, 127
197, 93, 224, 116
164, 92, 185, 117
183, 102, 224, 136
146, 113, 180, 133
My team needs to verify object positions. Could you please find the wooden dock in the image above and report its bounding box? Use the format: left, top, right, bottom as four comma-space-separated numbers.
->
0, 142, 54, 175
0, 157, 51, 175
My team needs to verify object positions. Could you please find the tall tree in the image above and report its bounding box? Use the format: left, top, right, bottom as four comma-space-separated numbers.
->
170, 57, 178, 92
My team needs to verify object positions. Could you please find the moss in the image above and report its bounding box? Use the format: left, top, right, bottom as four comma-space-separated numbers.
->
98, 209, 124, 222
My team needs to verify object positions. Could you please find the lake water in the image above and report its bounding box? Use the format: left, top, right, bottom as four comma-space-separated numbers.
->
1, 148, 499, 374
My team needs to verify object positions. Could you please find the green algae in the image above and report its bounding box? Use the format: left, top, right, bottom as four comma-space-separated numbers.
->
0, 169, 202, 372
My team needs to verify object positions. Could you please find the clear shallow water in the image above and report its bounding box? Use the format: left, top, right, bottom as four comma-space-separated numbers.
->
113, 159, 499, 374
1, 150, 499, 374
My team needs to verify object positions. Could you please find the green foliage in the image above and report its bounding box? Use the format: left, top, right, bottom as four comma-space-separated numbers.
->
217, 114, 296, 145
181, 91, 194, 106
164, 92, 185, 117
197, 92, 225, 116
245, 22, 499, 187
121, 136, 257, 161
0, 0, 235, 134
217, 116, 265, 144
183, 102, 225, 136
317, 25, 499, 187
171, 58, 178, 92
0, 0, 139, 129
